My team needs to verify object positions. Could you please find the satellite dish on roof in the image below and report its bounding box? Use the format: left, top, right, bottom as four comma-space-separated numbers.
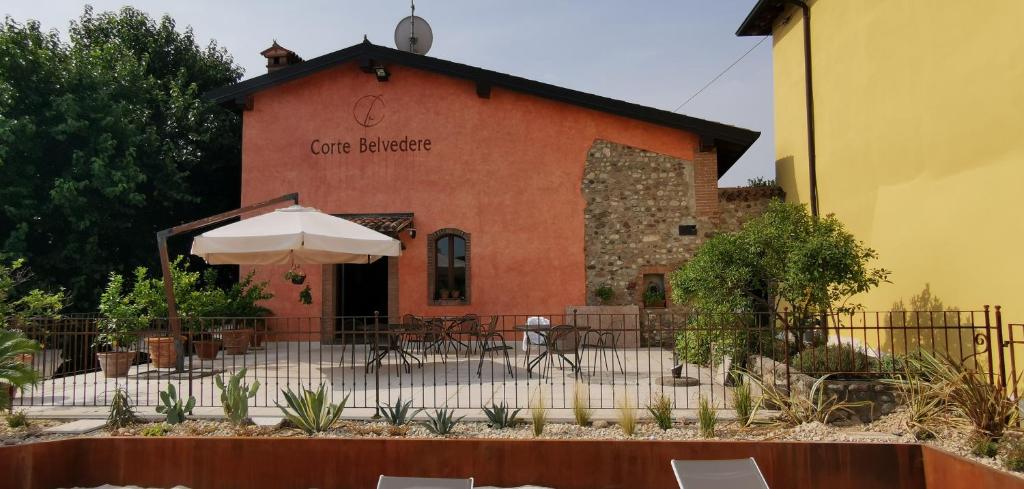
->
394, 15, 432, 55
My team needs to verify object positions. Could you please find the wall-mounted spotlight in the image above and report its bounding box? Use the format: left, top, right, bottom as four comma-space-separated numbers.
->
407, 228, 417, 239
374, 66, 390, 82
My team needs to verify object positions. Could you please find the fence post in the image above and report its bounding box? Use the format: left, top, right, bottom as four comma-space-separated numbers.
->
783, 307, 791, 394
984, 305, 995, 385
995, 305, 1007, 388
373, 311, 381, 417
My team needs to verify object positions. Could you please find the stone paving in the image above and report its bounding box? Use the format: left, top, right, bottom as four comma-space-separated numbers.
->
15, 341, 737, 414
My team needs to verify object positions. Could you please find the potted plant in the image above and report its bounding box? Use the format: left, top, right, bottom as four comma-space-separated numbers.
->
284, 268, 306, 285
643, 287, 666, 308
189, 319, 221, 361
0, 260, 67, 380
220, 322, 253, 355
0, 330, 42, 410
439, 288, 450, 300
96, 273, 146, 377
594, 284, 614, 305
450, 289, 462, 300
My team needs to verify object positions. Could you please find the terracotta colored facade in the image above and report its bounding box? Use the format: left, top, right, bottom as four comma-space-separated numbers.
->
220, 43, 757, 333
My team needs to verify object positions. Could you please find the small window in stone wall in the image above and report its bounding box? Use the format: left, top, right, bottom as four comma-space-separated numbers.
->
642, 274, 667, 308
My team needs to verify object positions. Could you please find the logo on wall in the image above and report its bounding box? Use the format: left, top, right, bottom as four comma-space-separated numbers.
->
353, 94, 385, 128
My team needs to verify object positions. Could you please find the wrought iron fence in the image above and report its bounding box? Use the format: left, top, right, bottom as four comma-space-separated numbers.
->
8, 307, 1016, 411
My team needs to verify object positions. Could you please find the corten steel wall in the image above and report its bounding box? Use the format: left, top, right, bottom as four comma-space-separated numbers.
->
922, 446, 1024, 489
0, 438, 936, 489
239, 61, 713, 331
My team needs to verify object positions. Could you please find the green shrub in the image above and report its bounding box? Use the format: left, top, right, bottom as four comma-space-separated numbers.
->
6, 410, 27, 428
483, 402, 521, 429
970, 434, 998, 458
1003, 437, 1024, 472
421, 408, 463, 436
646, 394, 673, 430
594, 284, 614, 304
912, 352, 1016, 439
276, 383, 347, 435
141, 423, 170, 437
380, 396, 421, 426
698, 396, 717, 438
790, 344, 877, 378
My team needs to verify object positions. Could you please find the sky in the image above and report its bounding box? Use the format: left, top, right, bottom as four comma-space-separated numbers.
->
5, 1, 773, 186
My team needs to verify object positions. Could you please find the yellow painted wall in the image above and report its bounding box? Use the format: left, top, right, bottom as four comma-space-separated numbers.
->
771, 0, 1024, 328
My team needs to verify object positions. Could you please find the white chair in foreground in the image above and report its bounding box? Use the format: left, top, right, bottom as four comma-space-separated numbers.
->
671, 458, 769, 489
377, 475, 474, 489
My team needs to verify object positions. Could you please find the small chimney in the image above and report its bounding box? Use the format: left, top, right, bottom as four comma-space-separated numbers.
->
261, 40, 303, 74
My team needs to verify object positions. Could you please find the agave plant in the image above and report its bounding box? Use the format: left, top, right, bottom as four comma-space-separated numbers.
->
380, 396, 421, 426
276, 383, 348, 435
421, 408, 463, 436
107, 387, 141, 428
156, 383, 196, 425
215, 368, 260, 425
483, 401, 521, 429
0, 330, 41, 410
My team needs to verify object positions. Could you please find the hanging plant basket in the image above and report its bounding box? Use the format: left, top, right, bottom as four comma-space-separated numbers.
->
284, 268, 307, 285
299, 285, 313, 305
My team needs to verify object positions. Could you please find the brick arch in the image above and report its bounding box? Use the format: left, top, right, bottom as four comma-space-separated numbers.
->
427, 228, 471, 305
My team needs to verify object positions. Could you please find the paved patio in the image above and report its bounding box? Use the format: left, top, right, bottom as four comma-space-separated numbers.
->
15, 341, 738, 414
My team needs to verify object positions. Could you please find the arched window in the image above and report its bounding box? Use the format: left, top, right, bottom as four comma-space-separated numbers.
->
428, 229, 470, 304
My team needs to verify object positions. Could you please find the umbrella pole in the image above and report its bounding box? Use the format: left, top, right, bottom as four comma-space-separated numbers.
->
156, 192, 299, 372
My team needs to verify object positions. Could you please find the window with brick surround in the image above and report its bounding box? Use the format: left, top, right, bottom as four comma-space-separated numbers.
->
427, 228, 470, 305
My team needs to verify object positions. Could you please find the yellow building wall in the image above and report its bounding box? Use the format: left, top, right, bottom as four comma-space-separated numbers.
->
771, 0, 1024, 329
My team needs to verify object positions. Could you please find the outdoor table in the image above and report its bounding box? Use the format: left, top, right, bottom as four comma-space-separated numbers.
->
366, 324, 423, 373
514, 324, 590, 376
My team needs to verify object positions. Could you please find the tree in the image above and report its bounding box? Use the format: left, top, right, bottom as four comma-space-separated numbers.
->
670, 201, 890, 364
0, 7, 243, 309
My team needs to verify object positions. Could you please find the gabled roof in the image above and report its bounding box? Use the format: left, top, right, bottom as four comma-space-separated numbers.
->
205, 40, 760, 177
736, 0, 789, 37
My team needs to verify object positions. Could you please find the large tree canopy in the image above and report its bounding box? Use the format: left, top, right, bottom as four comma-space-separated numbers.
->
0, 7, 243, 309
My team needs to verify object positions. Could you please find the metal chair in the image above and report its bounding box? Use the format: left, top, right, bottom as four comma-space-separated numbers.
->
377, 475, 474, 489
582, 329, 625, 375
402, 314, 445, 355
671, 458, 770, 489
475, 315, 514, 378
541, 325, 582, 378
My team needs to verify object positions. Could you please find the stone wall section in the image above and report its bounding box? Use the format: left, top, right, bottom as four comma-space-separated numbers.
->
581, 139, 783, 311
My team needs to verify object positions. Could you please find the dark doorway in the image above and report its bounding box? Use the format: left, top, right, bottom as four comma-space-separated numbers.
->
336, 259, 389, 338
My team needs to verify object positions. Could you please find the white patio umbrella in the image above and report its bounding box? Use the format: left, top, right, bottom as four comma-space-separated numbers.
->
191, 205, 401, 265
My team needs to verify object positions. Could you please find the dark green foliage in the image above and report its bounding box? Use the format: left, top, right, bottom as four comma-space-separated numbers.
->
790, 344, 877, 378
0, 330, 40, 410
276, 383, 347, 435
483, 402, 521, 429
156, 383, 195, 424
215, 368, 259, 425
646, 394, 673, 430
594, 284, 614, 304
421, 408, 463, 436
1003, 437, 1024, 472
970, 434, 998, 458
107, 387, 140, 428
670, 201, 889, 365
380, 396, 421, 426
6, 410, 27, 427
0, 7, 243, 309
141, 423, 170, 437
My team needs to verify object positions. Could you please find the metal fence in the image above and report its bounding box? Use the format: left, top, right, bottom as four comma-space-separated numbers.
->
9, 307, 1017, 411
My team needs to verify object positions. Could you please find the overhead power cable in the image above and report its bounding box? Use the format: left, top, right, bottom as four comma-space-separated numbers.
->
672, 36, 769, 112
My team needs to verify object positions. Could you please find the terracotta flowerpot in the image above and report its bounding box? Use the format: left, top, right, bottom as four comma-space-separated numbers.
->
193, 339, 221, 360
221, 329, 253, 355
96, 351, 137, 378
146, 336, 184, 369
